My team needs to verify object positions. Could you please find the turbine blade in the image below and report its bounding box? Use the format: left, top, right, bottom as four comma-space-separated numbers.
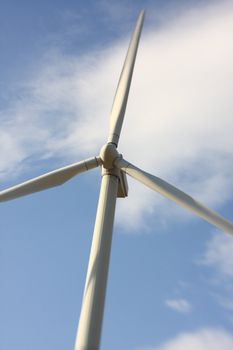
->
108, 10, 145, 146
0, 157, 101, 202
115, 157, 233, 235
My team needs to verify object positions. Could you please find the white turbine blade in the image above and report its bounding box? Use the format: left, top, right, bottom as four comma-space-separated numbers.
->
0, 157, 101, 202
108, 10, 145, 146
115, 157, 233, 235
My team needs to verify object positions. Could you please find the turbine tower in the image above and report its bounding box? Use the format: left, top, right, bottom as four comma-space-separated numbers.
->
1, 10, 233, 350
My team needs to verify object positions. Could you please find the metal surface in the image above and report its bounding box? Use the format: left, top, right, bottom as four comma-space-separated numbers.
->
117, 170, 128, 198
115, 157, 233, 235
108, 10, 144, 146
0, 157, 101, 202
74, 170, 119, 350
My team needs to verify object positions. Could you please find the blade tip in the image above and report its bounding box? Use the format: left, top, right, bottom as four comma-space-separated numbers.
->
139, 9, 145, 19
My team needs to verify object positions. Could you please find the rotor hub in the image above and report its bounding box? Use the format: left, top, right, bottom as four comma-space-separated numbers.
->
99, 143, 121, 169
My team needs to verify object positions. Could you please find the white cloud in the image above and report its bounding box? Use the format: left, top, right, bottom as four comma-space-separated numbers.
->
201, 233, 233, 280
1, 1, 233, 230
165, 298, 192, 313
139, 328, 233, 350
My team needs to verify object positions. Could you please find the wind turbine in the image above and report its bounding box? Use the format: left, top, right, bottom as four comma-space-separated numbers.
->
1, 10, 233, 350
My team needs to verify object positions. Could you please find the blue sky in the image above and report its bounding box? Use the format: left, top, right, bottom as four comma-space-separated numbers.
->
1, 0, 233, 349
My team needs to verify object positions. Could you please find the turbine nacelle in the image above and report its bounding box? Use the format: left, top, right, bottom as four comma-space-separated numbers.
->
99, 143, 128, 198
99, 143, 120, 170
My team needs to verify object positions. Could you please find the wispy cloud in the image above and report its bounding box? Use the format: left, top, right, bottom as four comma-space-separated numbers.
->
165, 298, 192, 313
201, 232, 233, 280
198, 231, 233, 318
139, 328, 233, 350
1, 1, 233, 231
